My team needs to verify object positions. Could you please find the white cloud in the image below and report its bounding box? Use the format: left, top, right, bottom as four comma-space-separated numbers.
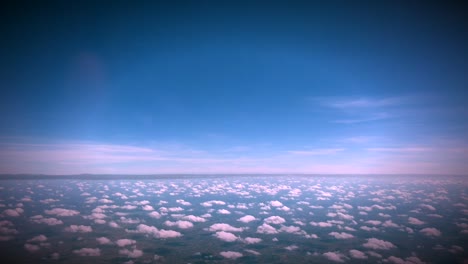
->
45, 208, 79, 217
285, 245, 299, 251
408, 217, 425, 225
119, 248, 143, 258
65, 225, 92, 233
148, 211, 161, 219
24, 243, 40, 252
131, 224, 182, 238
142, 205, 154, 211
27, 235, 47, 243
164, 220, 193, 229
329, 232, 354, 239
349, 249, 367, 259
214, 231, 238, 242
2, 209, 22, 217
73, 248, 101, 256
363, 238, 395, 250
176, 199, 191, 206
270, 201, 283, 207
243, 237, 262, 244
256, 223, 278, 234
220, 251, 243, 259
96, 237, 112, 245
264, 216, 286, 225
116, 239, 136, 247
310, 221, 333, 227
208, 223, 244, 232
217, 209, 231, 214
323, 252, 346, 262
182, 215, 206, 222
238, 215, 256, 223
420, 227, 441, 237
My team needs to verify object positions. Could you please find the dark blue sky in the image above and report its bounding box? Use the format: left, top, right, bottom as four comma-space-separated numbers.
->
1, 1, 467, 174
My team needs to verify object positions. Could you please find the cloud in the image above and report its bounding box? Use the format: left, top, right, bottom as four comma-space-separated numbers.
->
256, 223, 278, 234
270, 201, 283, 207
420, 227, 441, 237
329, 232, 354, 239
287, 148, 345, 155
130, 224, 182, 238
363, 238, 395, 250
238, 215, 256, 223
27, 235, 47, 243
243, 237, 262, 244
30, 215, 64, 225
220, 251, 243, 259
2, 209, 22, 217
65, 225, 93, 233
264, 216, 286, 225
24, 243, 40, 252
310, 221, 333, 227
116, 239, 136, 247
45, 208, 80, 217
73, 248, 101, 256
164, 220, 194, 229
408, 217, 425, 225
96, 237, 112, 245
217, 209, 231, 214
323, 252, 346, 262
214, 231, 238, 242
208, 223, 244, 232
182, 215, 206, 222
148, 211, 161, 219
119, 249, 143, 258
349, 249, 367, 259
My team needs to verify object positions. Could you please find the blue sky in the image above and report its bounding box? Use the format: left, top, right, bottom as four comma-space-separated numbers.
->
0, 1, 467, 174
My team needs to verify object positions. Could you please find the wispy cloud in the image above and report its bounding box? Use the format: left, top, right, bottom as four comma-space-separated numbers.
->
287, 148, 345, 155
367, 147, 433, 153
333, 112, 391, 124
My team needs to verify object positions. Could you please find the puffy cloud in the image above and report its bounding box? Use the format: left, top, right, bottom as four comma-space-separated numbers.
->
176, 199, 191, 206
201, 200, 226, 207
244, 249, 261, 255
220, 251, 243, 259
164, 220, 193, 229
182, 215, 206, 222
215, 231, 238, 242
310, 221, 333, 227
73, 248, 101, 256
349, 249, 367, 259
208, 223, 244, 232
131, 224, 182, 238
116, 239, 136, 247
386, 256, 424, 264
24, 243, 40, 252
323, 252, 346, 262
65, 225, 93, 233
45, 208, 79, 217
256, 223, 278, 234
148, 211, 161, 219
420, 204, 436, 211
270, 201, 283, 207
285, 245, 299, 251
119, 249, 143, 258
420, 227, 441, 237
279, 225, 302, 233
217, 209, 231, 214
264, 216, 286, 225
382, 220, 399, 228
27, 235, 47, 243
365, 220, 382, 226
243, 237, 262, 244
329, 232, 354, 239
142, 205, 154, 211
96, 237, 112, 245
363, 238, 395, 250
408, 217, 425, 225
238, 215, 256, 223
3, 209, 22, 217
30, 215, 63, 225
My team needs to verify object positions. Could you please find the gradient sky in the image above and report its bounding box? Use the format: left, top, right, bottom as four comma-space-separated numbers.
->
1, 1, 467, 174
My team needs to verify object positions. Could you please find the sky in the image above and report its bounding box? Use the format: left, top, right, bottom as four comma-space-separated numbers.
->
0, 1, 467, 175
